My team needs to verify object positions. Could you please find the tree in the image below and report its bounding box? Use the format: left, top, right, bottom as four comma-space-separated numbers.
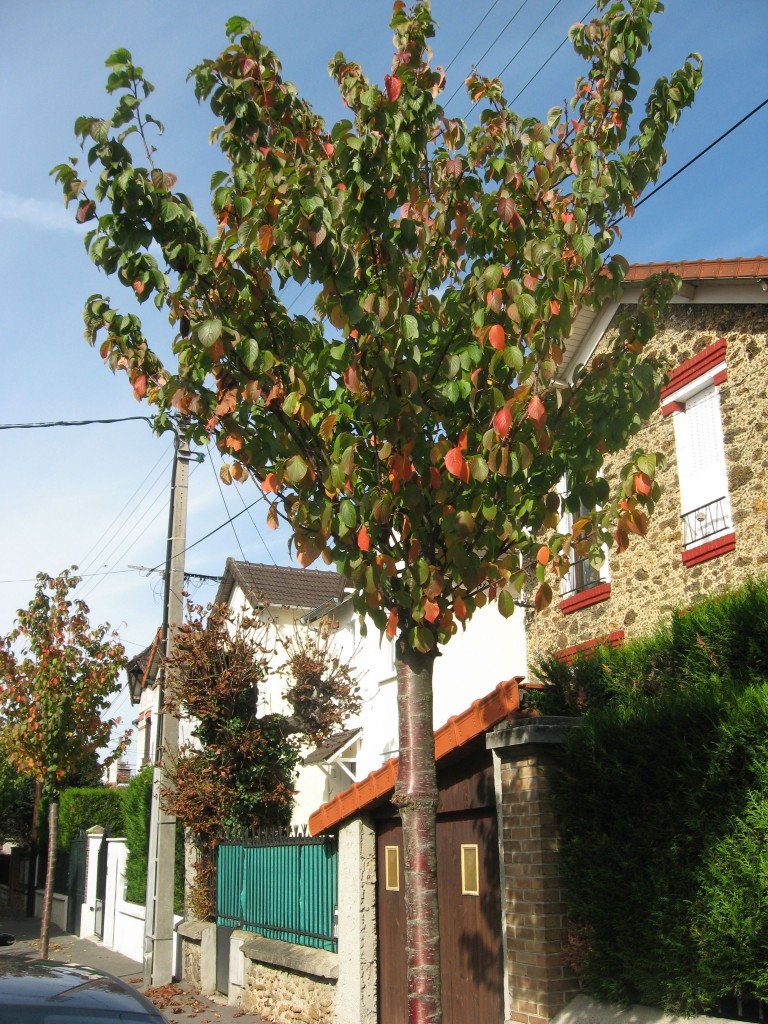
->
0, 570, 127, 957
160, 600, 360, 918
0, 749, 36, 847
55, 2, 701, 1017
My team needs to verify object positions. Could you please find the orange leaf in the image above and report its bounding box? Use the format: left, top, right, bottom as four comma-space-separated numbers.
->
633, 472, 652, 497
266, 504, 279, 530
423, 600, 440, 624
550, 299, 560, 316
527, 395, 546, 428
457, 429, 468, 451
384, 74, 402, 102
444, 446, 470, 483
454, 594, 468, 622
534, 582, 553, 611
132, 375, 147, 401
386, 607, 399, 640
537, 545, 550, 566
260, 472, 279, 494
429, 466, 442, 489
357, 525, 370, 551
489, 324, 506, 350
493, 406, 512, 437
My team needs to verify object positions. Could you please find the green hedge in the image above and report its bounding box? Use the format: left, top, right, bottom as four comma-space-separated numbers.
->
122, 767, 184, 914
534, 577, 768, 1013
123, 767, 153, 905
58, 787, 125, 850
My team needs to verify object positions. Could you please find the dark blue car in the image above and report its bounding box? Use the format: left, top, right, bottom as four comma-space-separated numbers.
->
0, 959, 166, 1022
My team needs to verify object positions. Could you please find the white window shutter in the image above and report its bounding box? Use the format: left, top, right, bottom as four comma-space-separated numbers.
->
672, 384, 731, 544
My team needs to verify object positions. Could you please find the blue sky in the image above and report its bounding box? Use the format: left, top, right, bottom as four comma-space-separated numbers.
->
0, 0, 766, 753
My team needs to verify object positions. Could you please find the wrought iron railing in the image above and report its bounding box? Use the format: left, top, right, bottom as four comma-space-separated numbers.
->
217, 826, 338, 952
560, 556, 602, 598
680, 496, 731, 549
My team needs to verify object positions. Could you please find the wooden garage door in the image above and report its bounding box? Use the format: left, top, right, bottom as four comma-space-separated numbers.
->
377, 810, 504, 1024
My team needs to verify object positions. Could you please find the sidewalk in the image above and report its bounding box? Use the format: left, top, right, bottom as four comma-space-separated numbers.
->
0, 904, 270, 1023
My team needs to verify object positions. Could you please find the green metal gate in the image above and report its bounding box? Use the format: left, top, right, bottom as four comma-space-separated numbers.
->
217, 827, 338, 952
63, 833, 87, 936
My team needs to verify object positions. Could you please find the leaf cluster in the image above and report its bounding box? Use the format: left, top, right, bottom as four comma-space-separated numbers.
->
56, 1, 702, 656
0, 569, 128, 797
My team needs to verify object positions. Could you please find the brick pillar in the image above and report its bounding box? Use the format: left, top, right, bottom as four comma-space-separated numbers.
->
487, 718, 581, 1024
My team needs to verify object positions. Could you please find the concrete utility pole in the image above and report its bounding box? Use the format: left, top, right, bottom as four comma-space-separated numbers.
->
144, 433, 191, 987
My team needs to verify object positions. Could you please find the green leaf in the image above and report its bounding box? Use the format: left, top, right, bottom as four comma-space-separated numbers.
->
197, 319, 222, 347
401, 314, 419, 340
498, 589, 516, 618
240, 338, 259, 370
225, 15, 253, 37
105, 48, 132, 68
284, 455, 309, 486
572, 233, 595, 258
339, 500, 357, 528
515, 294, 536, 320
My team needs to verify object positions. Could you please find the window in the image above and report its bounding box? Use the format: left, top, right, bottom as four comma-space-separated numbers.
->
461, 844, 480, 895
557, 477, 611, 614
385, 845, 400, 891
663, 339, 735, 566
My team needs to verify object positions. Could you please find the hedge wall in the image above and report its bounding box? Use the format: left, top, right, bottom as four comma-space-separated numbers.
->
58, 787, 125, 850
534, 577, 768, 1014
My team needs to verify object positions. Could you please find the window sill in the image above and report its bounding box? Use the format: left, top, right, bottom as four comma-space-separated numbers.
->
555, 630, 625, 664
559, 582, 611, 615
682, 531, 736, 567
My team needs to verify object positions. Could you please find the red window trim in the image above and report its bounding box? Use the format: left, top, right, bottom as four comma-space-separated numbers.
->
661, 400, 685, 418
682, 531, 736, 567
559, 582, 611, 614
555, 630, 625, 665
661, 338, 726, 400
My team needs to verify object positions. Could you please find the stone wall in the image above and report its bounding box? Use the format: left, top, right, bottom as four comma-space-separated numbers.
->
241, 956, 335, 1024
526, 302, 768, 666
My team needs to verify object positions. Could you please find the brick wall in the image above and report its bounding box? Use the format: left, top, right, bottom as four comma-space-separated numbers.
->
527, 302, 768, 667
489, 722, 581, 1024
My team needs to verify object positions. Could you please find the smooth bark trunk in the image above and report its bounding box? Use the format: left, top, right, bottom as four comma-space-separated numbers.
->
39, 799, 58, 959
394, 640, 441, 1024
25, 780, 42, 918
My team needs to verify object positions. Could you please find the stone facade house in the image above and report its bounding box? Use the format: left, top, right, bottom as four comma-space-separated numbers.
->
525, 256, 768, 667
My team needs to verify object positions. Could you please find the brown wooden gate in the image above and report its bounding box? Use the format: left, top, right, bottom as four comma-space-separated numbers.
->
376, 749, 504, 1024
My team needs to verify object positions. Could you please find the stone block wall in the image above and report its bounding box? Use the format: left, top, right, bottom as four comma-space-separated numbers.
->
241, 959, 335, 1024
527, 302, 768, 667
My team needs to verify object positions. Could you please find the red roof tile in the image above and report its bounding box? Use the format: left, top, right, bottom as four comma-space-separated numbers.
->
626, 257, 768, 283
308, 677, 524, 835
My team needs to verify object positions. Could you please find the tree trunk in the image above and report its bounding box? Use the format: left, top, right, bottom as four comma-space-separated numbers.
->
25, 780, 42, 918
39, 799, 58, 959
394, 640, 441, 1024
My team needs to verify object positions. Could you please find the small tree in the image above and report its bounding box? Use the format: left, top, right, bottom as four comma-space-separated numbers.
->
0, 570, 127, 956
162, 600, 359, 917
56, 2, 702, 1016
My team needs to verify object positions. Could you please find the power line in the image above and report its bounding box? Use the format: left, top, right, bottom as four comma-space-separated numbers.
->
214, 448, 280, 568
148, 496, 264, 574
464, 0, 570, 119
628, 97, 768, 215
444, 0, 531, 109
444, 0, 503, 74
209, 446, 248, 563
0, 416, 153, 430
508, 3, 596, 107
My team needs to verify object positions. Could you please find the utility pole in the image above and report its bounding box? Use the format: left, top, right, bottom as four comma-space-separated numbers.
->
144, 433, 191, 987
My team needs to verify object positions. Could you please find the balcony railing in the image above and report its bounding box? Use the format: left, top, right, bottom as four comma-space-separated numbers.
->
561, 556, 602, 599
680, 496, 731, 549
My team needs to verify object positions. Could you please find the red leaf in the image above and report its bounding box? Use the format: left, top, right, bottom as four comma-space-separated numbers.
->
493, 406, 512, 437
550, 299, 560, 316
489, 324, 506, 350
384, 74, 402, 102
534, 582, 553, 611
322, 141, 335, 157
444, 446, 470, 483
429, 467, 442, 489
423, 600, 440, 624
357, 525, 370, 551
386, 607, 399, 640
527, 395, 546, 428
76, 199, 96, 224
343, 364, 360, 394
132, 374, 147, 400
633, 472, 652, 497
496, 196, 517, 225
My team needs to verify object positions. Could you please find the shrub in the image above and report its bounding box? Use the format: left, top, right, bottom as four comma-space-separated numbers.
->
58, 786, 125, 850
538, 577, 768, 1013
122, 767, 152, 905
